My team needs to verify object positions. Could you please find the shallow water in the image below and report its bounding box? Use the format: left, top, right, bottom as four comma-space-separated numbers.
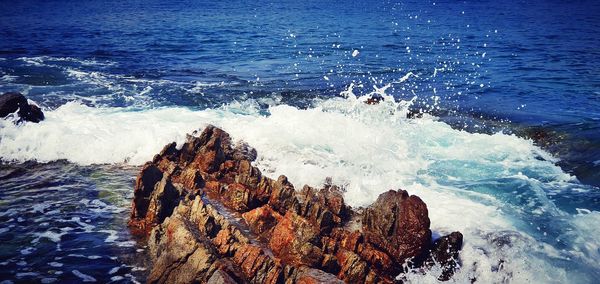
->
1, 0, 599, 283
0, 162, 148, 283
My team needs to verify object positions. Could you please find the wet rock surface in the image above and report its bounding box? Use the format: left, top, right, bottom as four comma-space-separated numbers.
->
0, 92, 44, 123
130, 125, 463, 283
422, 232, 464, 281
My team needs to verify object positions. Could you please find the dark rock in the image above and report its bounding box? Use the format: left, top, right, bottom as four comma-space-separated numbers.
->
424, 231, 463, 281
0, 92, 44, 123
362, 190, 432, 265
366, 94, 384, 105
129, 164, 184, 234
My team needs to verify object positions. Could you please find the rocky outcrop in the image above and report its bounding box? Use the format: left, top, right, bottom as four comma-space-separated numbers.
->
0, 92, 44, 123
130, 125, 463, 283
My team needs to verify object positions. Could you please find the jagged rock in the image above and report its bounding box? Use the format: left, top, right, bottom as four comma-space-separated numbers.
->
269, 210, 324, 267
129, 165, 186, 233
423, 231, 463, 281
362, 190, 432, 265
298, 185, 346, 234
267, 175, 298, 214
147, 205, 241, 284
130, 125, 463, 283
241, 205, 282, 239
316, 185, 349, 218
0, 92, 44, 123
336, 248, 370, 283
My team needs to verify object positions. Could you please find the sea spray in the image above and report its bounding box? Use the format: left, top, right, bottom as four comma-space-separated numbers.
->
1, 87, 599, 282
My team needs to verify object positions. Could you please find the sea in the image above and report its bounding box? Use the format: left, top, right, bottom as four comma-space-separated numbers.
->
0, 0, 599, 283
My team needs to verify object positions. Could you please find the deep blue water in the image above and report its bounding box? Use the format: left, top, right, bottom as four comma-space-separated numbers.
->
1, 0, 599, 283
1, 0, 599, 183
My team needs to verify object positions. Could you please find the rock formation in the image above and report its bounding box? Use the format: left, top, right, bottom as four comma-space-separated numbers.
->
130, 125, 463, 283
0, 92, 44, 123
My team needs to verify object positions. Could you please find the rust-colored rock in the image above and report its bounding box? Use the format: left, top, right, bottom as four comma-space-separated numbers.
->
269, 211, 324, 267
241, 205, 282, 239
130, 125, 463, 283
362, 190, 432, 265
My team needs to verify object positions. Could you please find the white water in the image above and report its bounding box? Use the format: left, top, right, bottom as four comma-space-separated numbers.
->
1, 93, 599, 283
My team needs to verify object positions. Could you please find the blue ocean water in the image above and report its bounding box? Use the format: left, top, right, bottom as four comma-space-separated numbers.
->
0, 0, 599, 283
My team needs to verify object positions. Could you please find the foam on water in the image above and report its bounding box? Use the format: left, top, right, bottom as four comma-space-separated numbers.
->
1, 90, 599, 282
0, 102, 211, 165
17, 56, 116, 67
71, 270, 96, 282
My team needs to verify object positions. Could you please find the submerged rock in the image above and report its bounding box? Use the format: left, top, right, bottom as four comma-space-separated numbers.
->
424, 232, 463, 281
0, 92, 44, 123
365, 94, 384, 105
130, 125, 463, 283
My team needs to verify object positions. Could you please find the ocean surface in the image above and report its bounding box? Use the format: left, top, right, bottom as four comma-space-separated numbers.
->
1, 0, 599, 283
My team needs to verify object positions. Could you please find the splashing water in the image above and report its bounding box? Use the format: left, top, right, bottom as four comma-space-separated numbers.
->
1, 83, 599, 283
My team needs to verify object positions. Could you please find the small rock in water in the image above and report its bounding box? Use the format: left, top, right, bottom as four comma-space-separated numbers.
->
422, 231, 464, 281
366, 93, 385, 105
0, 92, 44, 123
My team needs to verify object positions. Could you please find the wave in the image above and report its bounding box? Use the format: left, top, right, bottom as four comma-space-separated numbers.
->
17, 56, 116, 67
0, 102, 208, 165
1, 92, 599, 282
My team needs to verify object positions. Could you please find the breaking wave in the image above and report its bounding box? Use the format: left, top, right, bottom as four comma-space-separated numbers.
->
1, 89, 599, 283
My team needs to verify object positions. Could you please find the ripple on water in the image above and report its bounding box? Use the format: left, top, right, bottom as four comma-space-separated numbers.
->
0, 162, 149, 282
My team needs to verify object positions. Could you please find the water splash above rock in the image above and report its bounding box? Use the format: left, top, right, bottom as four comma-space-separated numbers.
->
129, 125, 463, 283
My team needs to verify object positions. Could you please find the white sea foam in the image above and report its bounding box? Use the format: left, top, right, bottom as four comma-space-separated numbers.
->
0, 88, 599, 282
16, 272, 38, 278
33, 230, 66, 243
0, 102, 210, 165
187, 81, 234, 92
1, 75, 18, 83
17, 56, 115, 67
99, 230, 119, 243
20, 247, 35, 255
17, 56, 45, 66
72, 270, 96, 282
32, 203, 51, 214
115, 240, 136, 247
569, 210, 600, 264
109, 266, 120, 274
49, 262, 63, 268
65, 69, 122, 92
